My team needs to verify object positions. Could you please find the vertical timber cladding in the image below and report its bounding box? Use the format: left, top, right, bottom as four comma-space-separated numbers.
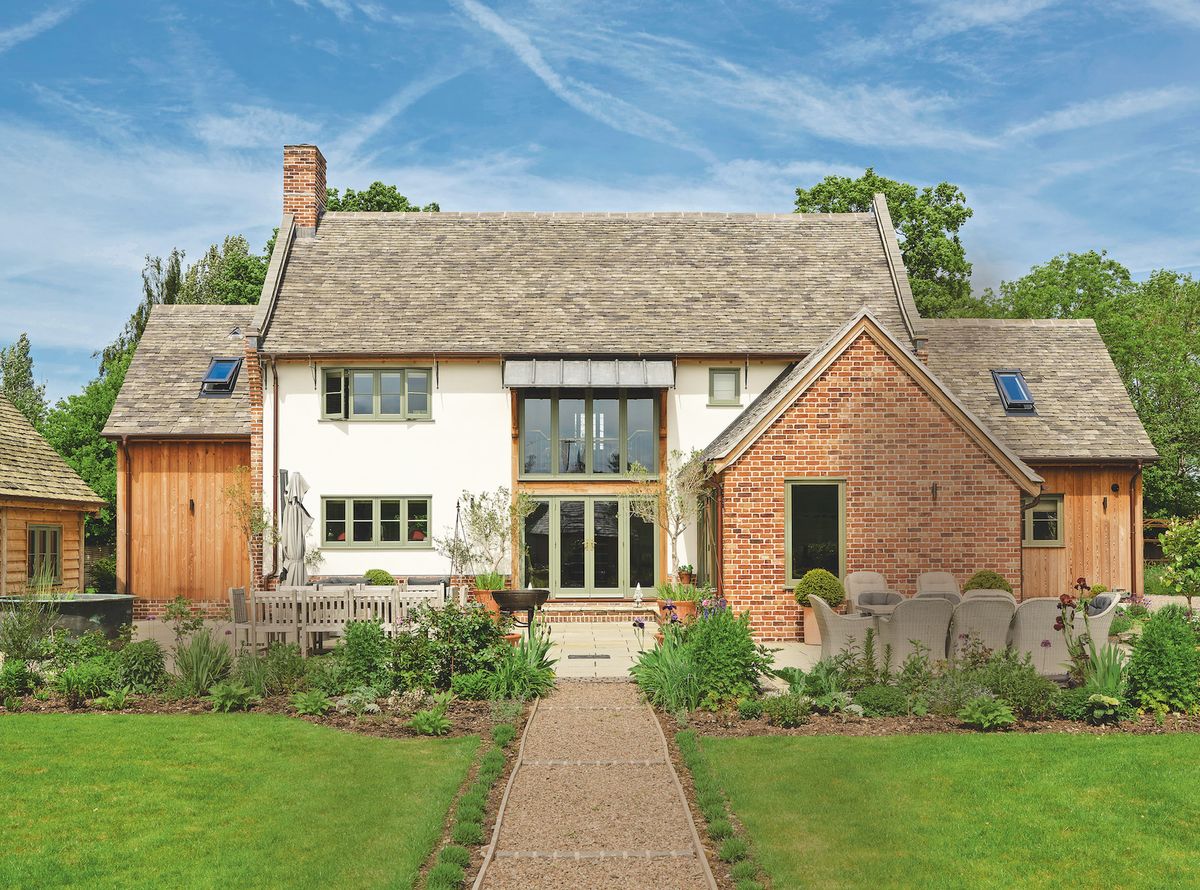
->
121, 439, 251, 601
1023, 464, 1143, 598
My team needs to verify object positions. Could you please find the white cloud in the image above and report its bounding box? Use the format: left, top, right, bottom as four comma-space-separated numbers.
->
0, 0, 82, 54
329, 69, 467, 162
1006, 86, 1198, 138
192, 104, 321, 149
1142, 0, 1200, 27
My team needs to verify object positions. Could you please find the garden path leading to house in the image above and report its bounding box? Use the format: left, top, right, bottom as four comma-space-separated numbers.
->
476, 681, 717, 890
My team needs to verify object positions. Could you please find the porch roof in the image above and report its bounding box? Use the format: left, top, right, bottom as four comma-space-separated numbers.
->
502, 358, 675, 388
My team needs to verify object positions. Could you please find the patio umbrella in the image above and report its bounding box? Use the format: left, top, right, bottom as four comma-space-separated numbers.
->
280, 471, 313, 586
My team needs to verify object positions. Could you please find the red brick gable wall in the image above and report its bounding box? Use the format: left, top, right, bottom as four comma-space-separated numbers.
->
718, 332, 1024, 640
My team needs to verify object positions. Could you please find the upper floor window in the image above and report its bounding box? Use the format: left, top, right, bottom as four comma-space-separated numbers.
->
992, 370, 1035, 414
708, 368, 741, 406
519, 390, 657, 476
322, 368, 432, 421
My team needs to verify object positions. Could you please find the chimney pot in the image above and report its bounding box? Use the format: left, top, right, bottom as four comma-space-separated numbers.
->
282, 144, 326, 231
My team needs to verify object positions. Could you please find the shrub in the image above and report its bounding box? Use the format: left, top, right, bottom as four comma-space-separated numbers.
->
1126, 606, 1200, 715
291, 689, 332, 716
364, 568, 396, 586
854, 684, 908, 717
762, 693, 811, 728
47, 628, 111, 670
401, 602, 506, 690
974, 650, 1059, 720
963, 571, 1013, 593
173, 630, 232, 697
488, 626, 556, 700
958, 695, 1015, 731
262, 643, 306, 694
426, 861, 466, 888
206, 680, 260, 712
95, 686, 133, 711
113, 639, 167, 693
56, 658, 117, 707
737, 697, 764, 720
1053, 686, 1092, 721
451, 669, 494, 700
2, 695, 20, 712
688, 606, 774, 709
89, 554, 118, 593
491, 723, 517, 748
630, 629, 700, 712
341, 620, 392, 690
719, 837, 750, 863
792, 568, 845, 607
438, 845, 472, 868
305, 654, 350, 696
0, 659, 37, 697
1086, 694, 1122, 725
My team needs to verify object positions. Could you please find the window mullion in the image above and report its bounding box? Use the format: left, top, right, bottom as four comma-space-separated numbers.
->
551, 395, 559, 475
400, 369, 408, 420
585, 393, 593, 475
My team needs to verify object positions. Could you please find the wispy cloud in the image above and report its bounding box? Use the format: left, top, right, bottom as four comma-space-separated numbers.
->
450, 0, 714, 161
1006, 86, 1198, 138
1142, 0, 1200, 27
29, 83, 132, 141
0, 0, 83, 54
329, 68, 467, 162
192, 104, 321, 149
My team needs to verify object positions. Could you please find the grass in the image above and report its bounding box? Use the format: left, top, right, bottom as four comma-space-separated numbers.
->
0, 714, 478, 889
703, 734, 1200, 889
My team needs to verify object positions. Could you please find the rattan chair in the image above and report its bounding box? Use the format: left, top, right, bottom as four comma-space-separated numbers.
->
1009, 598, 1068, 676
949, 596, 1016, 658
808, 596, 877, 661
876, 598, 954, 665
963, 588, 1018, 605
845, 571, 890, 614
916, 571, 960, 598
915, 590, 962, 605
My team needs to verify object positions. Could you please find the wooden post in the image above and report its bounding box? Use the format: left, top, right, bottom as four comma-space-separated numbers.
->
0, 505, 7, 597
79, 511, 86, 592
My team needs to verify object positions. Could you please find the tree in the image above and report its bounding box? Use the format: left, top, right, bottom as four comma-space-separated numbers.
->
0, 333, 48, 428
794, 168, 974, 317
981, 250, 1134, 318
630, 449, 714, 579
433, 487, 534, 581
100, 249, 183, 375
326, 182, 439, 213
40, 348, 131, 544
179, 235, 269, 305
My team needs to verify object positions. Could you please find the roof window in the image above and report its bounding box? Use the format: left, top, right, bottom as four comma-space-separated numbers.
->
992, 370, 1034, 413
201, 358, 242, 397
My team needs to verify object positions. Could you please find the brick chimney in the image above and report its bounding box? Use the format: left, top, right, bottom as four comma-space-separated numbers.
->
283, 144, 326, 230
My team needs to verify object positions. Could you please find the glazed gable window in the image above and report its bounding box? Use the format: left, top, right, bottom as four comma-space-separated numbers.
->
321, 368, 432, 420
322, 497, 431, 548
518, 390, 657, 477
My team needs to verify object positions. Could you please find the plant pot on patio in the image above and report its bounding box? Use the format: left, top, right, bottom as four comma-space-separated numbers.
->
502, 631, 522, 646
472, 589, 501, 618
657, 599, 698, 623
792, 568, 847, 645
677, 570, 695, 586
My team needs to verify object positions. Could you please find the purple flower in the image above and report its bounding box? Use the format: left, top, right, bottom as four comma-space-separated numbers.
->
663, 600, 676, 611
633, 617, 645, 630
224, 629, 232, 635
1040, 639, 1052, 648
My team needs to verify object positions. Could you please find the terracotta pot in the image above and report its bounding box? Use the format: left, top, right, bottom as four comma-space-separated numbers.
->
472, 589, 500, 618
677, 571, 695, 586
654, 631, 665, 646
801, 605, 820, 645
503, 632, 522, 646
674, 600, 699, 623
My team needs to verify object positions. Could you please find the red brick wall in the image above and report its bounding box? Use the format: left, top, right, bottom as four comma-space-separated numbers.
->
245, 334, 264, 592
283, 144, 326, 229
719, 333, 1024, 641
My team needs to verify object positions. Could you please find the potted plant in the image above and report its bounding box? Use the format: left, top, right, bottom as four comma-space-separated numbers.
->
677, 564, 695, 585
656, 581, 705, 623
433, 487, 535, 620
629, 449, 715, 595
793, 569, 846, 645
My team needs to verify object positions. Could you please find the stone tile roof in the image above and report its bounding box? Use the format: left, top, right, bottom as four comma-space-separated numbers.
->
923, 318, 1157, 462
103, 304, 255, 438
0, 395, 104, 505
260, 211, 914, 355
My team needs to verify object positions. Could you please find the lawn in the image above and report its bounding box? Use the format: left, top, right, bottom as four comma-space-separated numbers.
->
1, 714, 477, 889
703, 734, 1200, 889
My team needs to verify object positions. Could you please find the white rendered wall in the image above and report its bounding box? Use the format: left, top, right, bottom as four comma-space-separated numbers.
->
668, 361, 790, 569
265, 361, 511, 579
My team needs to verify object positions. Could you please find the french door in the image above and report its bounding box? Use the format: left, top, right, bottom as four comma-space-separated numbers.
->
522, 496, 658, 598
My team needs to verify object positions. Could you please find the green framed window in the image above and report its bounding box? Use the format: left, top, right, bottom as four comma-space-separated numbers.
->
785, 479, 845, 585
322, 497, 432, 548
1024, 494, 1064, 547
321, 368, 432, 421
708, 367, 742, 406
27, 524, 62, 584
519, 390, 657, 478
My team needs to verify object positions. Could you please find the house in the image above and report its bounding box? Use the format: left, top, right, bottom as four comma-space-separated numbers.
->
106, 145, 1157, 638
103, 305, 255, 616
0, 394, 105, 593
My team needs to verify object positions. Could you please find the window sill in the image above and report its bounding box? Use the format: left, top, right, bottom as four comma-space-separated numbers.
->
1022, 541, 1066, 549
518, 474, 660, 483
320, 543, 434, 551
707, 400, 743, 408
319, 417, 435, 424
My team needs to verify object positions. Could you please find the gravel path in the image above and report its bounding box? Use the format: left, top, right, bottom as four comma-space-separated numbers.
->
476, 682, 716, 890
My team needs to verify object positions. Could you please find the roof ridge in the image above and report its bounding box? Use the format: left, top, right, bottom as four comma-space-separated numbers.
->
319, 210, 876, 221
924, 317, 1097, 326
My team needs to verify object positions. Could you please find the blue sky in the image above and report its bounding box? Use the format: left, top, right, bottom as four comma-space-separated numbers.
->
2, 0, 1198, 402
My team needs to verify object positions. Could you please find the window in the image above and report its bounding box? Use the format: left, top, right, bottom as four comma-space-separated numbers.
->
785, 480, 844, 585
27, 524, 62, 584
1024, 494, 1064, 547
708, 368, 741, 406
519, 390, 657, 476
200, 357, 242, 396
321, 368, 432, 420
322, 497, 431, 547
992, 370, 1035, 413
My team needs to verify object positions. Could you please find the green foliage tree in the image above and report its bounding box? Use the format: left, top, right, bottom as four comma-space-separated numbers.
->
0, 333, 48, 428
980, 250, 1133, 319
326, 182, 439, 213
179, 235, 269, 305
794, 168, 974, 317
100, 249, 184, 375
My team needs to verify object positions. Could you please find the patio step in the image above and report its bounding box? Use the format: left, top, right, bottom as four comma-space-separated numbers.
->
539, 600, 660, 624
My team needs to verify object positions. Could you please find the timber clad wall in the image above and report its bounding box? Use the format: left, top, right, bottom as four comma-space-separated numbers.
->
719, 334, 1025, 641
116, 440, 250, 607
1024, 465, 1142, 598
1, 500, 86, 593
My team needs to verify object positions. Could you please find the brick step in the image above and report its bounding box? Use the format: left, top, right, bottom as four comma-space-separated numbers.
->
539, 601, 661, 624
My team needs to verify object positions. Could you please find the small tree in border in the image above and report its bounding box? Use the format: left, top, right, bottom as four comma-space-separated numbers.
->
224, 465, 278, 593
629, 448, 714, 580
433, 487, 536, 587
1161, 517, 1200, 614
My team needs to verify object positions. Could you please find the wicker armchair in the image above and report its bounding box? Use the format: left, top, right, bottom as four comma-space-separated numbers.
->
876, 598, 954, 663
949, 597, 1016, 658
916, 590, 962, 605
845, 571, 890, 614
1010, 599, 1068, 676
1085, 594, 1120, 642
963, 588, 1017, 605
916, 571, 960, 598
808, 596, 877, 661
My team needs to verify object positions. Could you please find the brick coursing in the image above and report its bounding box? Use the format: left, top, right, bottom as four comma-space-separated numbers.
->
133, 598, 229, 621
718, 333, 1025, 641
283, 144, 326, 230
245, 332, 264, 592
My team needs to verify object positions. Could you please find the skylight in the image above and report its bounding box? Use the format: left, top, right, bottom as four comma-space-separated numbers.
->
201, 358, 242, 396
992, 370, 1034, 413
